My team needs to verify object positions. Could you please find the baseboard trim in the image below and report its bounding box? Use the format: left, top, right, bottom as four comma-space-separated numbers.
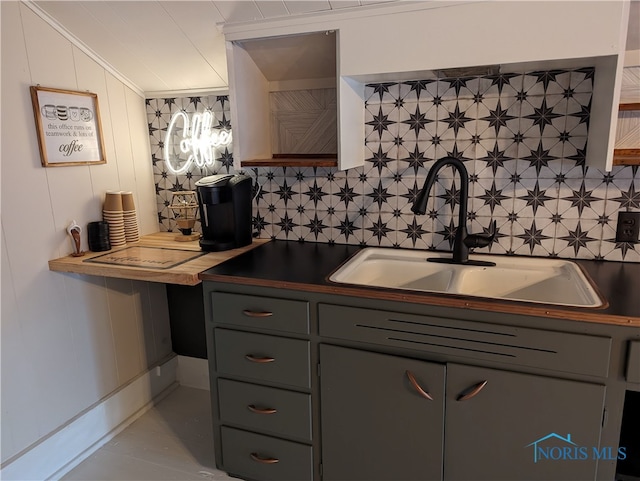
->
1, 356, 178, 481
177, 355, 210, 391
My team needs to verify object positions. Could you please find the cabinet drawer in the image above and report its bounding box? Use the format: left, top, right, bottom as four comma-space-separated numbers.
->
211, 292, 309, 334
215, 328, 311, 388
221, 426, 313, 481
218, 378, 312, 441
627, 341, 640, 383
319, 304, 611, 378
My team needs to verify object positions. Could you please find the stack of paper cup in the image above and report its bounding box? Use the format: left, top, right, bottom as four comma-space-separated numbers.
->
121, 191, 139, 243
103, 191, 126, 248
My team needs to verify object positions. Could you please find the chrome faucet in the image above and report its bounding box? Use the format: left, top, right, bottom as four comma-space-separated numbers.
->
411, 156, 496, 266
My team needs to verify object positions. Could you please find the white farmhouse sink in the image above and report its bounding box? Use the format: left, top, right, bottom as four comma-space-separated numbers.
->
329, 248, 604, 308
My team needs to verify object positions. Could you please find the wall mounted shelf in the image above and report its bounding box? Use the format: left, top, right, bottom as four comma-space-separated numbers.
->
242, 154, 337, 168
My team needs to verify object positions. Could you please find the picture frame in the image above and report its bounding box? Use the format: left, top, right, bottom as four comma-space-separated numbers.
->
30, 86, 107, 167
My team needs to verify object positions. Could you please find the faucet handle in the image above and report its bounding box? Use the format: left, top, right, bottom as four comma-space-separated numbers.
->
464, 220, 497, 249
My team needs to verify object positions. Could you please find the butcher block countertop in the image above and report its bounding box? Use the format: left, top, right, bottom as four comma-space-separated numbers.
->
48, 232, 269, 286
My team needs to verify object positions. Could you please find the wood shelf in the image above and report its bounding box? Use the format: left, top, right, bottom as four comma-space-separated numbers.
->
619, 102, 640, 111
613, 149, 640, 165
241, 155, 338, 168
48, 232, 270, 286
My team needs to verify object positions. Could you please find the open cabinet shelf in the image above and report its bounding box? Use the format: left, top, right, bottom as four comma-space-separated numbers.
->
227, 31, 343, 170
613, 102, 640, 166
241, 154, 338, 168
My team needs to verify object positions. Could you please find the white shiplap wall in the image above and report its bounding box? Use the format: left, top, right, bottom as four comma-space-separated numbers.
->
0, 1, 172, 466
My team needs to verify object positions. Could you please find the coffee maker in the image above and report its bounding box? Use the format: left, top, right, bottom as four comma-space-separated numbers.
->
195, 174, 252, 251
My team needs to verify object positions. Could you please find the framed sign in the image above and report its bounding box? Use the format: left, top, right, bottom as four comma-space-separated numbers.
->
30, 86, 107, 167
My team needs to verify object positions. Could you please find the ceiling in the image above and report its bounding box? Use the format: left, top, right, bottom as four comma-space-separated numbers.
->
31, 0, 396, 96
31, 1, 640, 97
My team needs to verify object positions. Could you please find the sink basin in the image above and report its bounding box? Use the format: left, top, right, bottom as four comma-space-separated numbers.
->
329, 248, 604, 308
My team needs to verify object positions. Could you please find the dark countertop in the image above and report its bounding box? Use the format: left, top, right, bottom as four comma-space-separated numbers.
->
200, 240, 640, 326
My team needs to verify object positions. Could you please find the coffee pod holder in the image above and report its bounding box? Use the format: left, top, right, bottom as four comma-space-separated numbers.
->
168, 191, 200, 242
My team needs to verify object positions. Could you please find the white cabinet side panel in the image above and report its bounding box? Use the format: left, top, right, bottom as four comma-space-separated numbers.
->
227, 41, 272, 164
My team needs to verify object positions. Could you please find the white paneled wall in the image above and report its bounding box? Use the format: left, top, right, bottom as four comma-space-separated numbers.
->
0, 1, 172, 468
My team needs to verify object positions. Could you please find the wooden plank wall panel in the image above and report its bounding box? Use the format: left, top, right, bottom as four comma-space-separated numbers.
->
106, 73, 137, 190
0, 3, 173, 467
619, 66, 640, 103
125, 86, 158, 236
105, 277, 145, 385
61, 273, 119, 401
7, 4, 87, 439
146, 282, 174, 361
0, 226, 43, 461
74, 46, 122, 232
616, 110, 640, 148
270, 88, 337, 154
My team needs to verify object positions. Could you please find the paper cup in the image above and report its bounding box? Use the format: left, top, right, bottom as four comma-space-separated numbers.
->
104, 191, 123, 212
121, 192, 135, 212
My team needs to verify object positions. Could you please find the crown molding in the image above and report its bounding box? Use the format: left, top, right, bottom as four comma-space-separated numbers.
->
145, 87, 229, 99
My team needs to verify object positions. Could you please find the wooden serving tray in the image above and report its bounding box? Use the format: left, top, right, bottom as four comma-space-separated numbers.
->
84, 246, 206, 269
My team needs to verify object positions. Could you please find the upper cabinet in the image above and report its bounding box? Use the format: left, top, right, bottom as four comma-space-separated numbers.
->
224, 1, 630, 171
226, 31, 339, 169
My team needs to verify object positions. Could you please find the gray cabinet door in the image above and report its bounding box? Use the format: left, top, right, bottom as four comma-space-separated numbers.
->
444, 364, 606, 481
320, 344, 445, 481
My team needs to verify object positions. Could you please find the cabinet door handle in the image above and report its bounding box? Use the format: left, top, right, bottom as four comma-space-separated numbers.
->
457, 380, 488, 402
248, 404, 277, 415
250, 453, 279, 464
245, 354, 275, 363
242, 309, 273, 318
406, 370, 434, 401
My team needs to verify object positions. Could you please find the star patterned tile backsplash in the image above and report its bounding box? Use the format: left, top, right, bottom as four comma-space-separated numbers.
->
146, 68, 640, 263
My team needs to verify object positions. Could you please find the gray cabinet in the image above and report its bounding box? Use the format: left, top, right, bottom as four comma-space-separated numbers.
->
319, 347, 606, 481
627, 340, 640, 383
318, 303, 611, 378
221, 427, 313, 481
320, 344, 445, 481
318, 304, 608, 481
214, 328, 311, 388
208, 291, 313, 481
211, 292, 310, 334
205, 285, 614, 481
218, 379, 312, 442
444, 364, 605, 481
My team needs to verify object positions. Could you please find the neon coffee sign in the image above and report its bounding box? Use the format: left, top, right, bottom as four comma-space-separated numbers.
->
164, 110, 232, 174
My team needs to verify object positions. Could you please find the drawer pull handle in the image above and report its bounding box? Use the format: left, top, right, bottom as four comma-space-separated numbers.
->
250, 453, 279, 464
248, 404, 277, 415
406, 370, 434, 401
243, 309, 273, 318
457, 380, 488, 402
245, 354, 275, 363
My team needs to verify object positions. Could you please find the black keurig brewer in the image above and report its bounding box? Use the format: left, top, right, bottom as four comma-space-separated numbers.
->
195, 174, 252, 251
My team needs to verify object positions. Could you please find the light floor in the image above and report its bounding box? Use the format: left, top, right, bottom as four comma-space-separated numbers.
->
62, 386, 234, 481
